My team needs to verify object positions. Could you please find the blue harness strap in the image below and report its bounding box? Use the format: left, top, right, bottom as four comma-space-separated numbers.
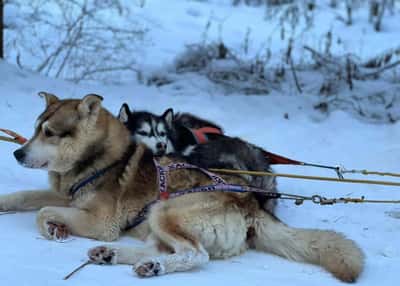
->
69, 162, 120, 197
124, 159, 280, 230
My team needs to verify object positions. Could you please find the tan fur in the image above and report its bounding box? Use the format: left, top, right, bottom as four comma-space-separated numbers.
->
0, 94, 364, 282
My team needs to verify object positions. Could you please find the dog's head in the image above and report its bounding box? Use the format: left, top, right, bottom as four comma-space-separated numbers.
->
118, 104, 174, 156
14, 92, 107, 173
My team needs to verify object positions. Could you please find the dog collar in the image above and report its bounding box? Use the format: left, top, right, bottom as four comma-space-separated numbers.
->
69, 162, 119, 197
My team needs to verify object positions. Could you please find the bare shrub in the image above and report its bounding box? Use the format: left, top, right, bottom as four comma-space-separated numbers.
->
5, 0, 147, 83
148, 42, 274, 95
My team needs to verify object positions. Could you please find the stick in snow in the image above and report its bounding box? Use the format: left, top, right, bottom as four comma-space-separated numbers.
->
63, 261, 92, 280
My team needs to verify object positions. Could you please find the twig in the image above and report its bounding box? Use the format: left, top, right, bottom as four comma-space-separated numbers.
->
304, 45, 336, 66
346, 57, 353, 90
363, 47, 400, 68
63, 261, 92, 280
289, 56, 302, 94
358, 60, 400, 80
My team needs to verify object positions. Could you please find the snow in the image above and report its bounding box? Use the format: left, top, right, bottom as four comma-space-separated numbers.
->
1, 0, 400, 285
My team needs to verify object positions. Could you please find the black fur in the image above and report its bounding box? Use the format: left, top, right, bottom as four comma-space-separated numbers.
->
169, 112, 224, 153
183, 136, 277, 213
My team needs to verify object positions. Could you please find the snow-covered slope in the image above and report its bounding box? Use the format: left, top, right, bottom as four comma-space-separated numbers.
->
1, 58, 400, 285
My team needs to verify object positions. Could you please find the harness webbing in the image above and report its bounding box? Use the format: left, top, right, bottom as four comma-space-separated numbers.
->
124, 159, 279, 230
69, 162, 120, 197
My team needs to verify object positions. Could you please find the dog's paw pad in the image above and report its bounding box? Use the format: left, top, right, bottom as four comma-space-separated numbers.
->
47, 222, 69, 241
88, 246, 117, 265
135, 260, 164, 277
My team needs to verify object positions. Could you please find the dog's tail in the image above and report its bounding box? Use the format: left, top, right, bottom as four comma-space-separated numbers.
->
251, 210, 364, 283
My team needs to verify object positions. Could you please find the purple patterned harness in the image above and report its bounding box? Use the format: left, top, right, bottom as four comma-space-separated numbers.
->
124, 159, 281, 230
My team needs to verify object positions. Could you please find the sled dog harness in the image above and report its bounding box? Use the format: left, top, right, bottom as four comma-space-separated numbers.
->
124, 158, 281, 230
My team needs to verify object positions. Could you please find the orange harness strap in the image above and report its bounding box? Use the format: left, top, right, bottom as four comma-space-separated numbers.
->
190, 127, 223, 144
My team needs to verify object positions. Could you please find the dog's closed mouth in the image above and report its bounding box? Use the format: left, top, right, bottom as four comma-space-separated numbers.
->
22, 161, 48, 169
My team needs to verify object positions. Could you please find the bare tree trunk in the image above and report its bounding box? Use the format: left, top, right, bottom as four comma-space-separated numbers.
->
345, 0, 352, 26
374, 0, 387, 31
0, 0, 3, 59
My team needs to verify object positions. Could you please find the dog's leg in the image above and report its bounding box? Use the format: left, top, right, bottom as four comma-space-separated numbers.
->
87, 201, 211, 277
131, 202, 212, 277
0, 190, 69, 211
134, 247, 209, 278
36, 206, 119, 241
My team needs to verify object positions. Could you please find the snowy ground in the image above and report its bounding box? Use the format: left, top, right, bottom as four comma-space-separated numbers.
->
1, 0, 400, 285
1, 60, 400, 286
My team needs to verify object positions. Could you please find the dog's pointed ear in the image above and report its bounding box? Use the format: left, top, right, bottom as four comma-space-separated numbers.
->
162, 108, 174, 127
78, 94, 103, 118
38, 91, 59, 107
118, 103, 131, 123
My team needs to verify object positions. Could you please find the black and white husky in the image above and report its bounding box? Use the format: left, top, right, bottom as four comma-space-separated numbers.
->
118, 103, 223, 156
118, 103, 276, 212
118, 104, 174, 156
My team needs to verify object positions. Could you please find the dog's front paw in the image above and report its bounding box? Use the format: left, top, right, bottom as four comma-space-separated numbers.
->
88, 246, 117, 265
134, 260, 165, 277
37, 207, 69, 241
46, 222, 69, 241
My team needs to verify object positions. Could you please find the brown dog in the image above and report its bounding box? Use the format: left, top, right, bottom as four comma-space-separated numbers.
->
0, 93, 364, 282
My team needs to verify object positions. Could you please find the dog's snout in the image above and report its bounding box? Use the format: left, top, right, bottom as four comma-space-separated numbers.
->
13, 149, 26, 162
156, 142, 166, 150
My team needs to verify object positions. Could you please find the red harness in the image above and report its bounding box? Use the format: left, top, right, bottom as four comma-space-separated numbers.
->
190, 127, 223, 144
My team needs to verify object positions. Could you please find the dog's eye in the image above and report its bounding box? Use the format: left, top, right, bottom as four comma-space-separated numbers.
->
44, 128, 54, 137
159, 131, 166, 137
137, 131, 148, 136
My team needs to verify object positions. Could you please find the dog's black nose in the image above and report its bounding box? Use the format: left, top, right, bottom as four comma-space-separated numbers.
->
156, 142, 166, 150
13, 149, 26, 162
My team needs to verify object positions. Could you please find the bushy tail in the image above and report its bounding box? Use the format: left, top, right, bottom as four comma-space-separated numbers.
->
252, 210, 364, 283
